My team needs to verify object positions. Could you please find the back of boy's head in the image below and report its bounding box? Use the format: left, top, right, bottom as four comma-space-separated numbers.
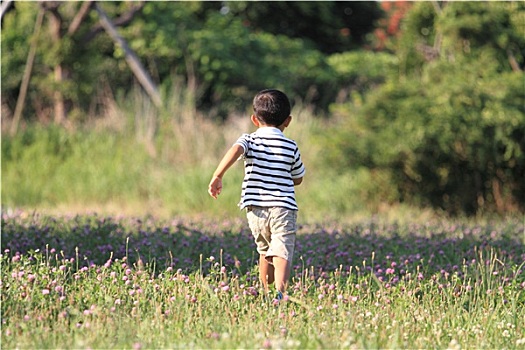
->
253, 89, 291, 127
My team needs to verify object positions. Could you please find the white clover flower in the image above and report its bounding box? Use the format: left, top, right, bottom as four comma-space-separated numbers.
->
446, 339, 461, 350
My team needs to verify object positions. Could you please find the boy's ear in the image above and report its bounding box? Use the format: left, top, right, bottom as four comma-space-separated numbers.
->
251, 115, 260, 126
282, 115, 292, 127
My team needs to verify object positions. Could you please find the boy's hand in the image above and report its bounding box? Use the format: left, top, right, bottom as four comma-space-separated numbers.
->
208, 144, 243, 199
208, 176, 223, 199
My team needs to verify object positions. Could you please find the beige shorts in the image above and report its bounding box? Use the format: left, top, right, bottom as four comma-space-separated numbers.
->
246, 206, 297, 262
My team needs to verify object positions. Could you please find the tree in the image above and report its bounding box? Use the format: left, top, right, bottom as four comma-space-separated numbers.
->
2, 1, 385, 124
117, 2, 335, 118
1, 1, 149, 125
327, 1, 525, 215
224, 1, 383, 54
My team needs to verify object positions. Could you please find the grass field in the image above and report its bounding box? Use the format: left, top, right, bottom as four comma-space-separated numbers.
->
1, 95, 413, 223
2, 89, 524, 348
2, 211, 524, 349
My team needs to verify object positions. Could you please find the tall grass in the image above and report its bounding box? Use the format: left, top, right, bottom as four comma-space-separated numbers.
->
2, 213, 524, 348
2, 86, 411, 222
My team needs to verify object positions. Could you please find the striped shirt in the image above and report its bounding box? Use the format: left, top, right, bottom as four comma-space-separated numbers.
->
235, 127, 305, 210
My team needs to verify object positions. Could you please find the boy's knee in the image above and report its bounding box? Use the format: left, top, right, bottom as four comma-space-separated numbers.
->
265, 255, 274, 265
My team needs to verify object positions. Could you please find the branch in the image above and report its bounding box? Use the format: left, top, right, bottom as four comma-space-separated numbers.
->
431, 1, 446, 60
507, 48, 523, 72
431, 1, 448, 15
431, 1, 442, 15
40, 1, 61, 13
0, 0, 14, 22
11, 7, 45, 135
82, 1, 145, 43
68, 1, 94, 35
94, 3, 161, 108
40, 1, 62, 40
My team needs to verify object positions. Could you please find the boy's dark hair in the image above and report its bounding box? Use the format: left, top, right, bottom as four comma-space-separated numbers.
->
253, 89, 291, 127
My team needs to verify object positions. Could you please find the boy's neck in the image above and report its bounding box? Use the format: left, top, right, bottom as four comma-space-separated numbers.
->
259, 124, 285, 132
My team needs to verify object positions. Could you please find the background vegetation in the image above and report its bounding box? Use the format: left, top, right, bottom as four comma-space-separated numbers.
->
2, 1, 524, 219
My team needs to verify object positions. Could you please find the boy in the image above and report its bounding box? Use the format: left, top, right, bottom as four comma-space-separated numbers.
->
208, 89, 305, 300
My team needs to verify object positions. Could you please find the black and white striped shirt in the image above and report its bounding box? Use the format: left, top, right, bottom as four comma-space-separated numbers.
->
235, 127, 305, 210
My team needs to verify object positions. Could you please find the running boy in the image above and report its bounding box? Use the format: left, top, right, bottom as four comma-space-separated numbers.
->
208, 89, 305, 299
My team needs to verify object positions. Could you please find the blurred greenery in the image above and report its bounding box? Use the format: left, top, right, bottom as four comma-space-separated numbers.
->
324, 1, 524, 215
1, 1, 524, 217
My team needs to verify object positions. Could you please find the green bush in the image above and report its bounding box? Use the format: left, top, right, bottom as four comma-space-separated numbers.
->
321, 1, 525, 216
325, 60, 524, 215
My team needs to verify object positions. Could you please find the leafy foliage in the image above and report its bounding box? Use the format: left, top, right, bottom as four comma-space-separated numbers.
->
224, 1, 383, 53
326, 2, 525, 215
1, 1, 524, 216
1, 1, 382, 120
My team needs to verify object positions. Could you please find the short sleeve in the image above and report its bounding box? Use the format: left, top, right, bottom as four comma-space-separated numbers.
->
291, 148, 305, 179
234, 134, 250, 158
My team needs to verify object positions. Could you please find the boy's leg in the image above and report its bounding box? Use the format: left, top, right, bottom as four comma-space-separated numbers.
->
266, 207, 297, 296
272, 256, 291, 294
259, 254, 275, 293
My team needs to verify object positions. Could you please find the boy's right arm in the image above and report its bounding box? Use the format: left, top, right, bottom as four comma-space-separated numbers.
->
208, 144, 244, 199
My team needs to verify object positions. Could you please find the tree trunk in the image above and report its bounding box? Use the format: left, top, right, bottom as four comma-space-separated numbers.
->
45, 1, 67, 124
94, 3, 162, 108
11, 6, 45, 135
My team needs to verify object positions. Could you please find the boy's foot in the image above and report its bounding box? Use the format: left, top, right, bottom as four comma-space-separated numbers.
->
265, 291, 284, 306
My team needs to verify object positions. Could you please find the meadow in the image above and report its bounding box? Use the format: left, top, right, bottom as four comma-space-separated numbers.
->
2, 88, 524, 348
2, 210, 524, 349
